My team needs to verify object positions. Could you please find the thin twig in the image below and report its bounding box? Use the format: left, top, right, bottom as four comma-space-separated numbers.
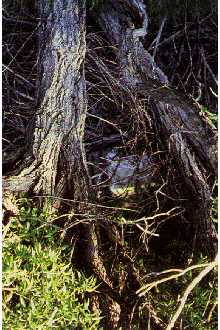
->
152, 17, 167, 59
137, 261, 215, 297
3, 64, 35, 89
201, 48, 218, 86
166, 256, 217, 330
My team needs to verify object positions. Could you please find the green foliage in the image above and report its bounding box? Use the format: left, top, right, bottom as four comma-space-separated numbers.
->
201, 106, 218, 127
3, 199, 101, 329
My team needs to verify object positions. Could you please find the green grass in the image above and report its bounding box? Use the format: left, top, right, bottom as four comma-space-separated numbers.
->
3, 199, 101, 329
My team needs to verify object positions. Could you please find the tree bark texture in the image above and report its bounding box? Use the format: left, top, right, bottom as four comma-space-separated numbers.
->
3, 0, 216, 262
3, 0, 217, 327
97, 0, 217, 254
3, 0, 118, 308
4, 0, 91, 201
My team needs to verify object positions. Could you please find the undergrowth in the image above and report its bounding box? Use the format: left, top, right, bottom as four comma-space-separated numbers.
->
3, 199, 101, 330
3, 197, 217, 329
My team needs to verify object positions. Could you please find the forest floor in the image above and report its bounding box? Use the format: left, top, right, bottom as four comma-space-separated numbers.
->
3, 196, 218, 329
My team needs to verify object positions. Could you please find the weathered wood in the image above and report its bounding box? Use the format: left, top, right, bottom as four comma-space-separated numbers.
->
3, 0, 114, 290
169, 132, 217, 254
97, 0, 217, 254
4, 1, 217, 326
4, 0, 91, 200
99, 1, 217, 174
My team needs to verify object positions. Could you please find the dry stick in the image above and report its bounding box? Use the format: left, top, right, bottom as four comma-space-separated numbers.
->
201, 47, 218, 86
209, 87, 218, 98
2, 64, 35, 89
87, 113, 124, 136
32, 195, 138, 212
152, 17, 167, 60
3, 23, 40, 70
148, 10, 211, 50
148, 25, 191, 52
137, 262, 212, 296
207, 301, 217, 322
166, 256, 218, 330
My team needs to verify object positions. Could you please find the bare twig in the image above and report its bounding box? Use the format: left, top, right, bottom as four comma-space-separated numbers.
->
151, 17, 167, 59
137, 260, 216, 297
166, 256, 217, 330
201, 48, 218, 86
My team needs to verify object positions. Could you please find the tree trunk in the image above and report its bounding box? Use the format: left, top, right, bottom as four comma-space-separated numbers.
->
3, 0, 114, 297
3, 0, 217, 327
96, 0, 217, 255
4, 0, 91, 201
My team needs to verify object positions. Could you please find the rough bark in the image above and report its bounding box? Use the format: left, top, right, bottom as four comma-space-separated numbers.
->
97, 0, 217, 254
3, 1, 217, 327
3, 0, 114, 299
4, 0, 91, 200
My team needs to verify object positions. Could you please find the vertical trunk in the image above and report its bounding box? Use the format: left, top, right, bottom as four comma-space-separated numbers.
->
4, 0, 91, 201
3, 0, 114, 301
